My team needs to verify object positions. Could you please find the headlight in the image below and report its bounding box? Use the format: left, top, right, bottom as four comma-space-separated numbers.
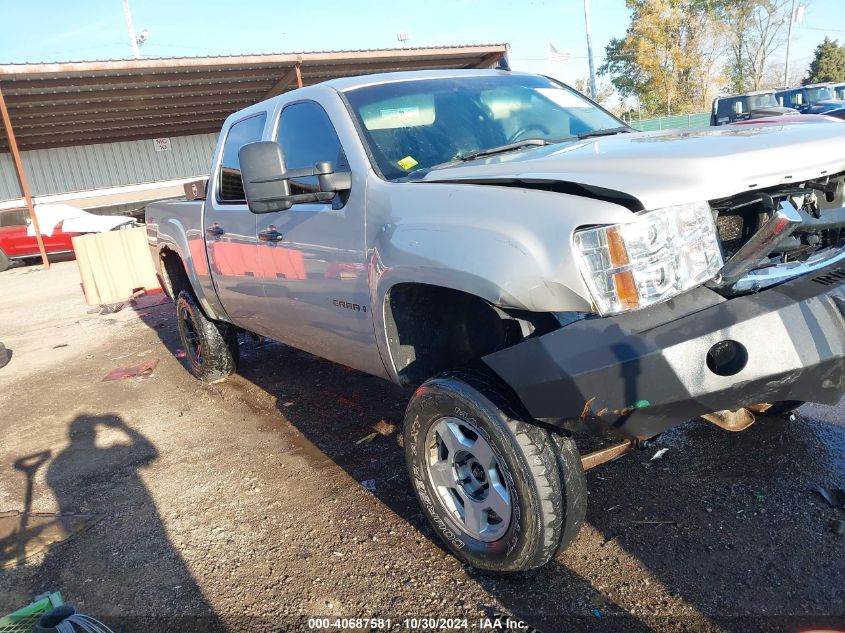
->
573, 201, 723, 316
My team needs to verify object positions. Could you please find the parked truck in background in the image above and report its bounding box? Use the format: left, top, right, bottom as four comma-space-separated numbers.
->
147, 69, 845, 572
710, 89, 796, 126
775, 83, 845, 118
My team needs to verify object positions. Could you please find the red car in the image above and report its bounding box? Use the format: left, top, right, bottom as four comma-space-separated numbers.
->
0, 205, 136, 272
0, 209, 76, 272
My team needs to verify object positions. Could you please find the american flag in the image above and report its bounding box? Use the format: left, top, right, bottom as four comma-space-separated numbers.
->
548, 42, 570, 63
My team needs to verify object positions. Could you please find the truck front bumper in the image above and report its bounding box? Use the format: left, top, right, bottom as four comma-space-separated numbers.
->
482, 264, 845, 440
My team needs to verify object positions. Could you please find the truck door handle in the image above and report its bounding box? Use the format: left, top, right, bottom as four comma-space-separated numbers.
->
206, 225, 225, 236
258, 229, 284, 242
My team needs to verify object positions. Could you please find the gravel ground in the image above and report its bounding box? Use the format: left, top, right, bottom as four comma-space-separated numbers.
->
1, 260, 843, 633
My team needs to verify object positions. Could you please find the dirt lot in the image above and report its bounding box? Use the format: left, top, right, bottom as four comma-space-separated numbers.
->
1, 260, 843, 633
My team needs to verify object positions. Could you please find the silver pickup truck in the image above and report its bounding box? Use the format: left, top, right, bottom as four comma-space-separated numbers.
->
147, 69, 845, 572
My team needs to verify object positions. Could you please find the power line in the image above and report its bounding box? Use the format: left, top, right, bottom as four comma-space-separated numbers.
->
800, 25, 845, 32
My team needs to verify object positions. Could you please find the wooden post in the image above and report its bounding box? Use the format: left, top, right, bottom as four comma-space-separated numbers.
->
0, 83, 49, 269
262, 63, 302, 99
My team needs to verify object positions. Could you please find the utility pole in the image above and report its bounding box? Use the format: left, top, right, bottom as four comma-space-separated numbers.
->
122, 0, 141, 59
784, 0, 797, 85
583, 0, 597, 101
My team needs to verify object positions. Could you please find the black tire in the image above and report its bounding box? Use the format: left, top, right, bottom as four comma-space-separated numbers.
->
403, 370, 587, 572
175, 290, 239, 383
0, 342, 8, 369
0, 248, 10, 273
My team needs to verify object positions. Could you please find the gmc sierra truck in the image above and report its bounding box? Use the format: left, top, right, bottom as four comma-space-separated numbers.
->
146, 69, 845, 572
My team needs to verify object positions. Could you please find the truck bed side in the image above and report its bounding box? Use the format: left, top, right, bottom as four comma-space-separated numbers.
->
145, 199, 228, 321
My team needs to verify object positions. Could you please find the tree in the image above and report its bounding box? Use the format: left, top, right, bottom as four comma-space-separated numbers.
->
804, 37, 845, 84
598, 0, 726, 116
573, 76, 616, 106
761, 60, 804, 88
716, 0, 793, 92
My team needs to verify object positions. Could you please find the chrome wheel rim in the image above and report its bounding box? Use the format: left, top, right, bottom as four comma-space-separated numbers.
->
425, 416, 511, 542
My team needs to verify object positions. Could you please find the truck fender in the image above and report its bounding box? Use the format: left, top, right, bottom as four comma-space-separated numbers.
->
370, 222, 592, 314
154, 217, 226, 322
369, 223, 592, 382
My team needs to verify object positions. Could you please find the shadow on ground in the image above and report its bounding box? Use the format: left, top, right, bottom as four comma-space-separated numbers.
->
3, 414, 226, 632
134, 298, 845, 632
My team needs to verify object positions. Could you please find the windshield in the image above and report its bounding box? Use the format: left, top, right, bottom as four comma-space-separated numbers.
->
747, 93, 779, 109
344, 74, 624, 180
807, 86, 834, 102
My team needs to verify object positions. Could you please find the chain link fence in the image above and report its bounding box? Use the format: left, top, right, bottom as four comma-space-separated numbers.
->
625, 112, 712, 132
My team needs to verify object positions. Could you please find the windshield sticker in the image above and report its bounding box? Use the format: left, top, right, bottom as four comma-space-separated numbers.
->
397, 155, 419, 170
360, 97, 435, 129
536, 88, 591, 109
380, 107, 420, 122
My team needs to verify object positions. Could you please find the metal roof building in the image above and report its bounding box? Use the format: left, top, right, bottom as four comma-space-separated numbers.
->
0, 45, 506, 151
0, 45, 507, 265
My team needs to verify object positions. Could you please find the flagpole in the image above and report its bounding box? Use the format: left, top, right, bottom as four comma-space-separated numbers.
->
583, 0, 597, 100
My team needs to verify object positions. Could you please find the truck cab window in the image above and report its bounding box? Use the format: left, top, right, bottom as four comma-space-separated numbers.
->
716, 99, 736, 119
276, 102, 347, 196
218, 113, 267, 202
0, 209, 29, 227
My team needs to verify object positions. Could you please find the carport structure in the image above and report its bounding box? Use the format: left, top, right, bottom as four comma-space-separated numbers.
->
0, 44, 508, 267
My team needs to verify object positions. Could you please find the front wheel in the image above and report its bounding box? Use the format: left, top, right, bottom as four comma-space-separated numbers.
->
175, 291, 239, 383
403, 371, 586, 572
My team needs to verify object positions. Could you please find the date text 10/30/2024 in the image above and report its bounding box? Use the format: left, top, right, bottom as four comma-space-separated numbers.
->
307, 617, 530, 630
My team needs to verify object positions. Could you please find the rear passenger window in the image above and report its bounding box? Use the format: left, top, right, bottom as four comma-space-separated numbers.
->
218, 113, 267, 203
0, 209, 29, 227
276, 102, 346, 196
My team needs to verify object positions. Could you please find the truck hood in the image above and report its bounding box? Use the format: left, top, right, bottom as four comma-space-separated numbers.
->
417, 122, 845, 210
750, 106, 797, 117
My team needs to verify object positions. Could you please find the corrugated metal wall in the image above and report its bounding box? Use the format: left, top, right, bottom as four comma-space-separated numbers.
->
0, 133, 217, 201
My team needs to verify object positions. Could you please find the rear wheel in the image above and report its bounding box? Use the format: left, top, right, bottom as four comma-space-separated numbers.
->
175, 291, 238, 383
403, 371, 586, 572
0, 248, 10, 273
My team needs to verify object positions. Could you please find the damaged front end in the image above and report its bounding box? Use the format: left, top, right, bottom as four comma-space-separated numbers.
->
709, 171, 845, 295
483, 172, 845, 440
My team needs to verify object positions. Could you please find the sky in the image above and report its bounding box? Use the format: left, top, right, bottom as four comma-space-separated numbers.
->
0, 0, 843, 93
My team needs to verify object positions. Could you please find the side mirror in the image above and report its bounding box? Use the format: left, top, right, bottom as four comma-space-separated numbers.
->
314, 161, 352, 194
239, 141, 293, 214
239, 142, 351, 214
